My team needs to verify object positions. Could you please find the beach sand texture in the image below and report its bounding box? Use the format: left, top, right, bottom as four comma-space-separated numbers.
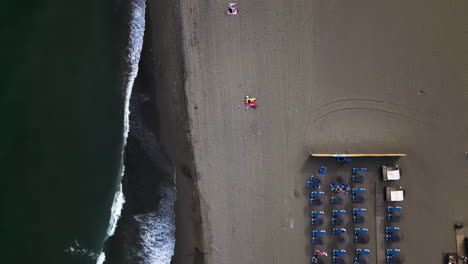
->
178, 1, 468, 263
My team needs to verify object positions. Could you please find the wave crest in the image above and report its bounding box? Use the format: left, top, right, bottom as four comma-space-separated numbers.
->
134, 187, 177, 264
106, 0, 146, 240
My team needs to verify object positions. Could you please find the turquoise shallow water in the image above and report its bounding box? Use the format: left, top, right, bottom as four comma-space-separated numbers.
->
1, 1, 126, 263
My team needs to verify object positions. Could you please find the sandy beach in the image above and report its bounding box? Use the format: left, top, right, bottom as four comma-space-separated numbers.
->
144, 0, 205, 263
173, 1, 468, 263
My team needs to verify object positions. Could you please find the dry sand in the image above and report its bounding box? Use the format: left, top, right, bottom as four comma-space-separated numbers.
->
177, 1, 468, 263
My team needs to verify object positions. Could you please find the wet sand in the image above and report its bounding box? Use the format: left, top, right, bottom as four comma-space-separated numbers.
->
177, 1, 468, 263
145, 0, 205, 263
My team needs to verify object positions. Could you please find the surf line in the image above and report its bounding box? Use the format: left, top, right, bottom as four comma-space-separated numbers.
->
98, 0, 146, 263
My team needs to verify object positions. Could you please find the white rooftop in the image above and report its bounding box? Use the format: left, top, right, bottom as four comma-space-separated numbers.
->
387, 170, 401, 180
390, 190, 404, 201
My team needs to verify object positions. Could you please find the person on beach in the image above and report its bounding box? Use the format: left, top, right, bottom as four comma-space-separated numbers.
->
314, 250, 327, 256
244, 96, 257, 109
226, 3, 238, 15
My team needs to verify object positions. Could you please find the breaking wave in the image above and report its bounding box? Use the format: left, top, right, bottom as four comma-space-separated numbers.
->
100, 0, 177, 263
97, 0, 146, 263
106, 0, 146, 240
96, 253, 106, 264
134, 187, 177, 264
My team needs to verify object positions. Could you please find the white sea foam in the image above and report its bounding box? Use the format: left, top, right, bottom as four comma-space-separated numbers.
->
96, 252, 106, 264
134, 187, 177, 264
65, 240, 102, 260
95, 0, 146, 263
106, 183, 125, 237
105, 0, 146, 240
96, 0, 177, 262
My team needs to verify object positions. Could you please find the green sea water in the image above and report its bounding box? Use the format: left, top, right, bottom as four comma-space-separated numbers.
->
1, 1, 126, 263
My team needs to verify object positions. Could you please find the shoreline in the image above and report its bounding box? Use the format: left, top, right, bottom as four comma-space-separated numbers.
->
146, 0, 206, 263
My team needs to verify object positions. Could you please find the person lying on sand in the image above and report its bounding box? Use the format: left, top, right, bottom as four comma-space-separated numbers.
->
226, 3, 238, 15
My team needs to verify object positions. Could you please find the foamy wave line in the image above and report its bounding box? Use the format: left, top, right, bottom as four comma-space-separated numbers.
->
106, 183, 125, 237
134, 187, 177, 264
94, 0, 146, 263
105, 0, 146, 240
96, 252, 106, 264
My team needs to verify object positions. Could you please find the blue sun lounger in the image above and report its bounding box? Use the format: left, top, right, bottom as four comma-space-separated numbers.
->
385, 227, 400, 241
319, 166, 327, 176
386, 249, 401, 263
310, 191, 325, 205
312, 230, 327, 244
352, 188, 366, 203
353, 249, 371, 264
307, 176, 321, 188
352, 208, 367, 223
333, 228, 346, 234
354, 228, 369, 244
352, 168, 367, 183
387, 206, 402, 222
333, 249, 347, 263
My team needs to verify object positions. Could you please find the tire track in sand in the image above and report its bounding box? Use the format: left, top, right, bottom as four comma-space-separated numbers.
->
303, 97, 445, 143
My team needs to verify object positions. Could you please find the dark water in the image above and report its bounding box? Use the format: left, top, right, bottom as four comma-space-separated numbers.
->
0, 0, 173, 263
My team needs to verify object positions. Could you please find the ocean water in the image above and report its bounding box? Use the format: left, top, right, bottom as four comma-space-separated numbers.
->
1, 0, 176, 263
